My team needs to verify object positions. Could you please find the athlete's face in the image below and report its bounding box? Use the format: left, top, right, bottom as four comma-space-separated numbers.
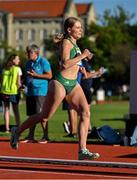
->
68, 21, 83, 40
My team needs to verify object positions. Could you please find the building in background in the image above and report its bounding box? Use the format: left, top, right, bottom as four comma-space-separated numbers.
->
0, 0, 96, 61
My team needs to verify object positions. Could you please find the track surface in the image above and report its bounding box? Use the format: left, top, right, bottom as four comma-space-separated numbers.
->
0, 137, 137, 179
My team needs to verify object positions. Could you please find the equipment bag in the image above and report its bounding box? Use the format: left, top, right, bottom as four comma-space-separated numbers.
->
97, 125, 121, 144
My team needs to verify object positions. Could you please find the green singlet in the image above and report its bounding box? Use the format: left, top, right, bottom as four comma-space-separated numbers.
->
55, 38, 81, 94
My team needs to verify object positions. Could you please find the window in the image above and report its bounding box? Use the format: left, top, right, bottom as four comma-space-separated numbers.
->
40, 29, 47, 40
28, 29, 35, 41
51, 29, 59, 35
16, 29, 23, 41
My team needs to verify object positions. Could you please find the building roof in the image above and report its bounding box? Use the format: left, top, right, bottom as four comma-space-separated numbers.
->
0, 0, 68, 18
76, 3, 91, 16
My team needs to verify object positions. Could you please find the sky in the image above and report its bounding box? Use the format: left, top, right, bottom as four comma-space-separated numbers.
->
74, 0, 137, 25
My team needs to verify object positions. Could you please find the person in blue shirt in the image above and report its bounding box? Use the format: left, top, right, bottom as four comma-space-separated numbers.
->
21, 44, 52, 143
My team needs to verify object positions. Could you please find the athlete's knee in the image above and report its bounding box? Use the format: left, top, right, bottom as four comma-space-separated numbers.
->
80, 109, 90, 119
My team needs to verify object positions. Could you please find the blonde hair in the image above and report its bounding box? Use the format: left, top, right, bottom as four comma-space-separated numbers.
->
53, 33, 64, 43
53, 17, 81, 44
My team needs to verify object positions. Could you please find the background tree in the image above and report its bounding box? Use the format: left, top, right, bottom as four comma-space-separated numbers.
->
79, 6, 137, 94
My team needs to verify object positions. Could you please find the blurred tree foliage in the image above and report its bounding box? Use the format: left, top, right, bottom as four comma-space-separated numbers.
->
0, 40, 27, 69
78, 6, 137, 92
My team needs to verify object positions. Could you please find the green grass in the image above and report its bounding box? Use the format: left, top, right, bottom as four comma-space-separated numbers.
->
0, 100, 129, 142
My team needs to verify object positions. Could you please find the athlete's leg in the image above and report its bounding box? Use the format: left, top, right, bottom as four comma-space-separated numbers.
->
68, 84, 90, 150
17, 80, 66, 136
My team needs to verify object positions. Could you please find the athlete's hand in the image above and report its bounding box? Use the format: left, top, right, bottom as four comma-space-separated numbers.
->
82, 49, 93, 60
80, 67, 87, 78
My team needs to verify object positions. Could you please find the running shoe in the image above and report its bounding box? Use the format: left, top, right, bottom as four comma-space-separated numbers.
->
63, 121, 70, 134
20, 139, 37, 143
38, 139, 48, 144
65, 133, 77, 138
10, 126, 19, 149
78, 148, 100, 160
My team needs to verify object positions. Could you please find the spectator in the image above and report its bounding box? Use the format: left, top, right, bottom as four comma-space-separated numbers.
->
21, 44, 52, 143
0, 54, 22, 133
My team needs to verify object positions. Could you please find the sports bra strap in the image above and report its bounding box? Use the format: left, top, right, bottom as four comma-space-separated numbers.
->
67, 37, 77, 47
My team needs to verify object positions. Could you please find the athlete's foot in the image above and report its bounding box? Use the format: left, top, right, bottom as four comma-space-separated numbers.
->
10, 126, 19, 150
78, 148, 100, 160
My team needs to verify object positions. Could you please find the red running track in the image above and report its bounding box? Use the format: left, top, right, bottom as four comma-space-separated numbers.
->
0, 137, 137, 179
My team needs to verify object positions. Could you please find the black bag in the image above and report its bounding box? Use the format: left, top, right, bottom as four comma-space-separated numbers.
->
97, 125, 121, 144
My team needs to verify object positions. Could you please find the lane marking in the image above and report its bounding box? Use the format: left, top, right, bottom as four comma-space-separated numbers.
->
0, 156, 137, 169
